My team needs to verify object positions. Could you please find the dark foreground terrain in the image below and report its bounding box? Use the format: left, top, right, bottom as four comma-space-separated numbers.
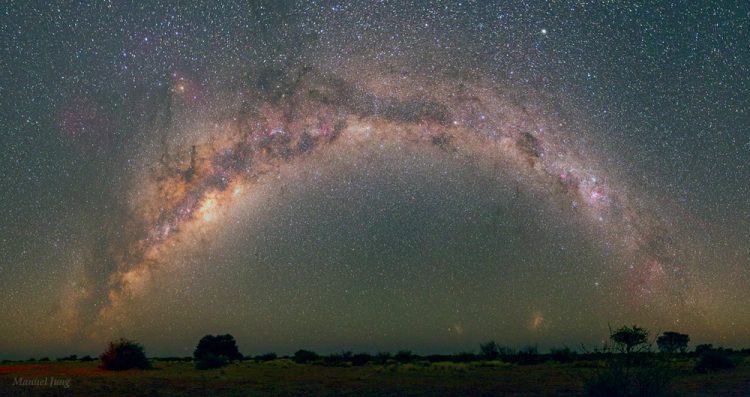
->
1, 358, 749, 396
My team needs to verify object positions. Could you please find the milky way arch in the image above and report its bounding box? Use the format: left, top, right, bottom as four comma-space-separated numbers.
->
90, 67, 687, 337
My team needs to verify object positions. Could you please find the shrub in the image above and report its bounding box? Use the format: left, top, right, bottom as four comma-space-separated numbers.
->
193, 334, 243, 362
351, 353, 373, 366
550, 347, 576, 363
516, 345, 541, 365
264, 358, 296, 368
395, 350, 414, 363
694, 350, 735, 373
293, 349, 319, 364
99, 338, 151, 371
375, 352, 391, 364
254, 353, 277, 362
585, 360, 673, 397
323, 353, 346, 366
79, 355, 95, 362
694, 344, 713, 355
480, 341, 501, 359
452, 352, 477, 363
196, 353, 229, 370
430, 361, 468, 371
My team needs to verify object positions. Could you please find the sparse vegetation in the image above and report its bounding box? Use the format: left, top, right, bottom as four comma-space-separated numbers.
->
694, 348, 736, 373
585, 325, 675, 397
585, 359, 673, 397
2, 352, 747, 397
549, 346, 576, 363
3, 329, 747, 396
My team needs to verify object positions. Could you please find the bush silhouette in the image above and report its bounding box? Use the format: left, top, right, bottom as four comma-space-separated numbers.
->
194, 334, 242, 361
293, 349, 319, 364
99, 338, 150, 371
323, 353, 346, 366
694, 344, 713, 355
656, 331, 689, 354
479, 341, 501, 359
196, 353, 229, 370
254, 353, 277, 362
193, 334, 241, 369
694, 349, 735, 373
375, 352, 392, 364
351, 353, 373, 366
394, 350, 414, 363
516, 345, 541, 365
549, 347, 576, 363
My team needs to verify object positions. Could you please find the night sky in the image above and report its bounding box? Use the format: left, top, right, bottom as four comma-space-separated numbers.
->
1, 1, 749, 359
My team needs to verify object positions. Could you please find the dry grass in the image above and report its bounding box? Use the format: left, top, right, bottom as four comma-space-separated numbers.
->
0, 358, 748, 396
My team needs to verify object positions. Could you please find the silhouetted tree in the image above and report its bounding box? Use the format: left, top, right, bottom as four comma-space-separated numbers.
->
193, 334, 243, 362
99, 338, 151, 370
293, 349, 319, 364
656, 331, 689, 354
610, 325, 649, 355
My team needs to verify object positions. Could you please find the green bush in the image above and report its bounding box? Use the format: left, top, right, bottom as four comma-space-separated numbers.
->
99, 338, 151, 371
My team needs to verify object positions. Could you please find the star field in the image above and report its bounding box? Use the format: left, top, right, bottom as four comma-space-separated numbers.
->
1, 1, 749, 359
